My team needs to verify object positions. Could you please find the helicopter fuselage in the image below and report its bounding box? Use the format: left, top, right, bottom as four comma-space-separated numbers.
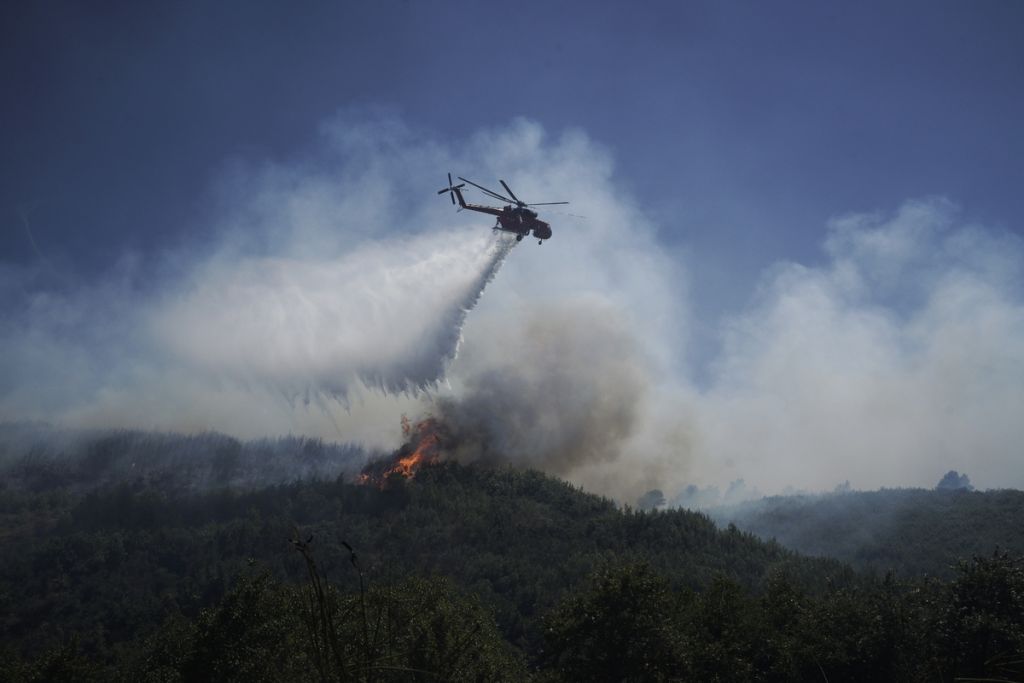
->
439, 175, 567, 243
496, 206, 552, 241
453, 188, 552, 242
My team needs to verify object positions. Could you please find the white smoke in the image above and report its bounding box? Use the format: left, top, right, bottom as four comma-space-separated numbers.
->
2, 115, 1023, 499
692, 198, 1024, 494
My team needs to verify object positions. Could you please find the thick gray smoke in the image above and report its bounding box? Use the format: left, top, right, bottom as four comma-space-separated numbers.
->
430, 299, 692, 500
435, 303, 646, 473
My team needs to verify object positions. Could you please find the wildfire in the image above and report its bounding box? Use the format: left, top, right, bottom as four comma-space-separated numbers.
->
359, 416, 444, 486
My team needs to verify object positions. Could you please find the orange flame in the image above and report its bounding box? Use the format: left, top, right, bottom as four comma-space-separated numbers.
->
359, 416, 443, 486
389, 417, 441, 477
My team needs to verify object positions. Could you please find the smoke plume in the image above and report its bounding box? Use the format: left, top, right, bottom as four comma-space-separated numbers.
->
690, 198, 1024, 495
436, 303, 645, 472
3, 114, 1024, 501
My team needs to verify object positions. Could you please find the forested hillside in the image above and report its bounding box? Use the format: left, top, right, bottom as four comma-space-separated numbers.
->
1, 428, 1023, 681
711, 488, 1024, 578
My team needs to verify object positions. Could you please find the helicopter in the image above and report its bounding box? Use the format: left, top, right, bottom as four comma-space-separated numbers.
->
437, 173, 568, 244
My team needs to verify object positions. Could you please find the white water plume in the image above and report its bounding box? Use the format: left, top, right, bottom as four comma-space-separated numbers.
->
152, 229, 516, 399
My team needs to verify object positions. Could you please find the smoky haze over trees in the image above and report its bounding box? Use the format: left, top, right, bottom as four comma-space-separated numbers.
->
0, 423, 368, 494
710, 485, 1024, 579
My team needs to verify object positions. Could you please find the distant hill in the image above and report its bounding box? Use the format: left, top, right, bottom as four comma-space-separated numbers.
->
708, 487, 1024, 578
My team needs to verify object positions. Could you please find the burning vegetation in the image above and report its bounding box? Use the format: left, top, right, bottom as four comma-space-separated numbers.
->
359, 416, 445, 486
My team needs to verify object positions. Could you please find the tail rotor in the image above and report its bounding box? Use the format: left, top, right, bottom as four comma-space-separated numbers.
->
437, 172, 465, 205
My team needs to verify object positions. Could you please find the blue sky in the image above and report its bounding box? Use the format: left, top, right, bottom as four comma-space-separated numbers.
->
5, 1, 1022, 273
3, 1, 1024, 495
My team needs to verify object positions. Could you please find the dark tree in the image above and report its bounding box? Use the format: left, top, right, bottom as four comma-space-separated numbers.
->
542, 563, 688, 681
936, 470, 973, 491
636, 489, 666, 511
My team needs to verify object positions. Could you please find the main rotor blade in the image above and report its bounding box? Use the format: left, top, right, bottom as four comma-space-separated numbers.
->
499, 180, 521, 204
476, 187, 512, 203
457, 176, 515, 204
527, 201, 570, 206
467, 183, 512, 204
